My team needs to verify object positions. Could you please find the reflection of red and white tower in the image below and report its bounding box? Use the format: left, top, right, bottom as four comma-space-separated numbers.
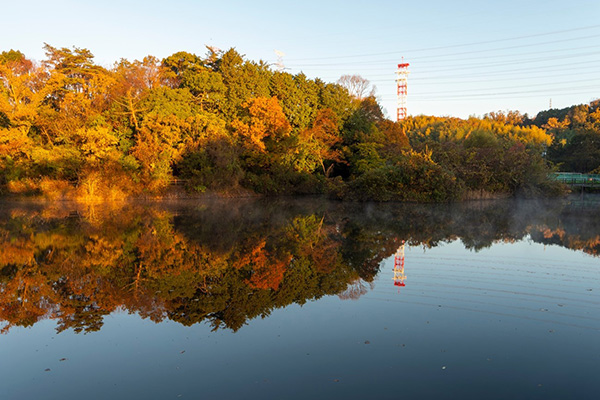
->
395, 62, 410, 121
393, 241, 407, 288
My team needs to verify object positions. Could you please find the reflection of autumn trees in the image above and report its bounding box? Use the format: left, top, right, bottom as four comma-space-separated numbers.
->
529, 210, 600, 256
286, 215, 341, 274
1, 198, 599, 334
0, 203, 361, 333
338, 279, 374, 301
235, 240, 291, 290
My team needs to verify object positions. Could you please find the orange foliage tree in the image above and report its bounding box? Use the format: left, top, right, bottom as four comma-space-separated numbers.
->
232, 96, 291, 154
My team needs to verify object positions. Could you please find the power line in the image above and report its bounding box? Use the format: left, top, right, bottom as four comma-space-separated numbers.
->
400, 35, 600, 62
316, 50, 600, 76
410, 51, 600, 73
367, 69, 599, 85
382, 87, 600, 100
263, 25, 600, 115
378, 85, 600, 101
407, 65, 600, 82
292, 48, 600, 77
408, 77, 600, 96
314, 59, 600, 81
281, 24, 600, 62
407, 90, 599, 102
283, 34, 600, 67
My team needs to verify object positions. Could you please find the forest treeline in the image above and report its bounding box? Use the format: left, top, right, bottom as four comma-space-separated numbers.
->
1, 45, 597, 201
1, 198, 598, 334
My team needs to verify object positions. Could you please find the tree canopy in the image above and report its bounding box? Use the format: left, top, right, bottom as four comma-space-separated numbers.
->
0, 45, 580, 202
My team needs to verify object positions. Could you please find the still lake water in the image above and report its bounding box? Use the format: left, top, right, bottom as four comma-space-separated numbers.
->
1, 196, 599, 399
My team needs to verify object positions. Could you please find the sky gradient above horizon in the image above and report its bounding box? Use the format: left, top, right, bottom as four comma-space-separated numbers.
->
2, 0, 599, 119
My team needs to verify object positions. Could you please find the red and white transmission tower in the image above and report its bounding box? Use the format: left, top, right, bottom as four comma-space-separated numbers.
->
395, 61, 410, 121
393, 241, 407, 288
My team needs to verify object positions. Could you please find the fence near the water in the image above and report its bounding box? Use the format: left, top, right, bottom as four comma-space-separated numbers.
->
552, 173, 600, 188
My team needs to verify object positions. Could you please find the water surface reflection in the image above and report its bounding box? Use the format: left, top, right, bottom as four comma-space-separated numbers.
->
1, 196, 599, 334
3, 196, 600, 399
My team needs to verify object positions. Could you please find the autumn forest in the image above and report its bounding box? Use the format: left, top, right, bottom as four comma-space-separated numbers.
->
1, 45, 600, 201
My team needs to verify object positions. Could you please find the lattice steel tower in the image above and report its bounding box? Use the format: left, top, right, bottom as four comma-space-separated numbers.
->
395, 62, 410, 121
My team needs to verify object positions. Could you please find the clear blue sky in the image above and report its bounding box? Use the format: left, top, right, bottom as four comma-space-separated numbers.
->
2, 0, 599, 119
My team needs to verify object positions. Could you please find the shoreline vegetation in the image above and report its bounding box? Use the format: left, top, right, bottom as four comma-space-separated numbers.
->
1, 45, 599, 203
